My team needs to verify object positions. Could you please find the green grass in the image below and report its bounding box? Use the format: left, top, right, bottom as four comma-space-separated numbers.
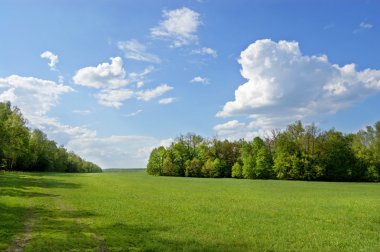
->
0, 170, 379, 251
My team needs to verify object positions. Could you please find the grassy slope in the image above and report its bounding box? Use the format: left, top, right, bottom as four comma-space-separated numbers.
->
0, 170, 379, 251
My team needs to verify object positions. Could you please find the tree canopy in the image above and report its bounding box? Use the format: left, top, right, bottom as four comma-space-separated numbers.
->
147, 121, 380, 182
0, 102, 101, 173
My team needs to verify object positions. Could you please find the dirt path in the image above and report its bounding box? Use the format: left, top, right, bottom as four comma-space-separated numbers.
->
5, 201, 35, 252
6, 195, 106, 251
54, 196, 108, 252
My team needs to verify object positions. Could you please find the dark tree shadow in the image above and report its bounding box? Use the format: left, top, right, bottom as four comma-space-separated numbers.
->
0, 202, 100, 252
0, 172, 86, 250
96, 222, 249, 251
0, 203, 28, 250
0, 173, 249, 251
0, 173, 81, 190
0, 188, 58, 198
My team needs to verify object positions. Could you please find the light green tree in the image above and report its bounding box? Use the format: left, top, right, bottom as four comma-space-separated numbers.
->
146, 146, 166, 175
231, 162, 243, 178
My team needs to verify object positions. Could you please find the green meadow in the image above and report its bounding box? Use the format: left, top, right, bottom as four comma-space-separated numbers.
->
0, 170, 379, 251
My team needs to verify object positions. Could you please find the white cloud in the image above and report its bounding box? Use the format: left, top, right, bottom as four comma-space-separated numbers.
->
95, 89, 134, 108
72, 58, 154, 91
73, 57, 128, 89
117, 40, 161, 63
32, 115, 170, 168
0, 75, 73, 117
213, 120, 265, 140
0, 88, 17, 102
0, 73, 171, 169
72, 109, 91, 115
128, 66, 155, 83
40, 51, 59, 71
72, 58, 167, 107
124, 109, 143, 117
360, 22, 373, 29
150, 7, 201, 47
97, 84, 173, 107
158, 97, 175, 104
191, 76, 209, 84
27, 113, 168, 168
192, 47, 217, 58
29, 115, 96, 140
137, 84, 173, 101
213, 120, 245, 132
29, 115, 168, 168
354, 21, 373, 33
0, 74, 97, 155
66, 135, 170, 168
58, 75, 64, 84
217, 39, 380, 136
136, 81, 144, 88
159, 138, 174, 148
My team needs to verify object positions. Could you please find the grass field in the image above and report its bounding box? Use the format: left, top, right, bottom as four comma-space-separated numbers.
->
0, 170, 379, 251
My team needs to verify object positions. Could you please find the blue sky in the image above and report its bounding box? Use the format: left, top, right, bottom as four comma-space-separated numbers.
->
0, 0, 379, 168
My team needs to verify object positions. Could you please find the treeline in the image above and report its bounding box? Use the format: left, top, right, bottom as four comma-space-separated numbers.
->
147, 121, 380, 182
0, 102, 102, 173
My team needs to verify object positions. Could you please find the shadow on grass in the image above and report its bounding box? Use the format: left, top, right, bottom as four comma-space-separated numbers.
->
0, 173, 80, 190
0, 173, 247, 251
0, 203, 29, 250
2, 205, 248, 251
1, 202, 248, 251
0, 172, 89, 250
98, 222, 249, 251
0, 202, 100, 251
0, 188, 58, 198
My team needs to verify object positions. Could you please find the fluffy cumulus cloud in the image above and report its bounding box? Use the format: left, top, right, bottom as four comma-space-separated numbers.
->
191, 76, 209, 84
192, 47, 218, 58
216, 39, 380, 138
150, 7, 201, 47
0, 75, 72, 117
40, 51, 59, 70
73, 58, 172, 107
73, 57, 128, 89
117, 40, 161, 63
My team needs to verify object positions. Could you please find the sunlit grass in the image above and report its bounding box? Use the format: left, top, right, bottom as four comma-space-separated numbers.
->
0, 170, 379, 251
